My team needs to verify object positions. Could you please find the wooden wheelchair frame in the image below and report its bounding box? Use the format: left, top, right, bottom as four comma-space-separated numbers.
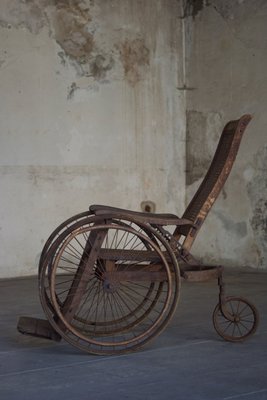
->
18, 114, 259, 354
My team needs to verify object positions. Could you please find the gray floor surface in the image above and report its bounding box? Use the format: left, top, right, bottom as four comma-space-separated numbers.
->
0, 268, 266, 400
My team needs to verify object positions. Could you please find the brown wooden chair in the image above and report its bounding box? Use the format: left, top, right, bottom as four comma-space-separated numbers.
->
18, 115, 259, 355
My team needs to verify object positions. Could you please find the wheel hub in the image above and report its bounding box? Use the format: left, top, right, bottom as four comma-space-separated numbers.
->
233, 314, 240, 323
103, 279, 119, 293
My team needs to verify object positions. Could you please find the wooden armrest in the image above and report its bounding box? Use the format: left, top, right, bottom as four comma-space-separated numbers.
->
90, 204, 193, 226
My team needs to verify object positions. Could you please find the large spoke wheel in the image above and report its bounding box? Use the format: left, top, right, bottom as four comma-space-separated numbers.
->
39, 215, 163, 318
39, 211, 92, 273
213, 296, 259, 342
38, 211, 92, 314
39, 217, 180, 355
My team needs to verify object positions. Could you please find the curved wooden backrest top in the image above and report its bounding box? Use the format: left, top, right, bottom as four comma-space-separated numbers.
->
177, 114, 252, 251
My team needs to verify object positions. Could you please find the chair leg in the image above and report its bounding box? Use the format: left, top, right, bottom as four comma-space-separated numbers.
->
213, 268, 259, 342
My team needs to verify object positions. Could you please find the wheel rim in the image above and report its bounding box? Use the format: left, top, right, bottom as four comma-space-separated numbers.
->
40, 218, 180, 354
41, 218, 164, 333
213, 296, 259, 342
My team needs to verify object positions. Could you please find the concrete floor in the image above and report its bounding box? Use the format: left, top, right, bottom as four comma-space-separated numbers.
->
0, 268, 266, 400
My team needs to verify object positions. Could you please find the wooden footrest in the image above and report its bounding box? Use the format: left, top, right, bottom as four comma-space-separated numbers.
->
182, 266, 221, 282
17, 316, 61, 342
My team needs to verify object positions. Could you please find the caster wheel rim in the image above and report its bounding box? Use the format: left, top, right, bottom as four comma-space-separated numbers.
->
213, 296, 259, 342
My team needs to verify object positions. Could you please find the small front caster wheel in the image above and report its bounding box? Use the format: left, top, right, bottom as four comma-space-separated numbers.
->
213, 296, 259, 342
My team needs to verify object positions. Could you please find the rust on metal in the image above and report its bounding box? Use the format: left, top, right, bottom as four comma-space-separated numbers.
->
182, 266, 219, 282
18, 115, 259, 354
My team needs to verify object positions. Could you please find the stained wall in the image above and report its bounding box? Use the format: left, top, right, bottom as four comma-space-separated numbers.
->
0, 1, 186, 277
1, 0, 266, 278
185, 0, 267, 268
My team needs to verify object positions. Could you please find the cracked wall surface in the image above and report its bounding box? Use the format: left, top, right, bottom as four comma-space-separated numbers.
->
186, 110, 222, 185
1, 0, 267, 278
0, 0, 185, 278
185, 0, 267, 268
247, 146, 267, 266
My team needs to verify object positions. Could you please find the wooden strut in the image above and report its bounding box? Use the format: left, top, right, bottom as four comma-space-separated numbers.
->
59, 228, 108, 323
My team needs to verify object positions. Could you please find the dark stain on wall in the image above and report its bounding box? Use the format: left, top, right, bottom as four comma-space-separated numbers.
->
186, 110, 222, 186
251, 199, 267, 233
186, 110, 211, 185
183, 0, 206, 19
118, 38, 150, 86
247, 145, 267, 266
250, 198, 267, 265
67, 82, 77, 100
89, 54, 114, 81
51, 1, 116, 83
1, 1, 151, 88
52, 1, 94, 62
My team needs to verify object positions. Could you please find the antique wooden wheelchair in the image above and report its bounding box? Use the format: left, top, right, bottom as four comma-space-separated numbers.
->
18, 114, 259, 354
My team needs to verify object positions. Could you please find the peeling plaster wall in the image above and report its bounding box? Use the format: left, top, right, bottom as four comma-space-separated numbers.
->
0, 1, 185, 278
185, 0, 267, 268
3, 0, 264, 278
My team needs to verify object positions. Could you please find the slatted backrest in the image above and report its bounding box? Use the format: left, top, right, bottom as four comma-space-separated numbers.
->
175, 114, 252, 251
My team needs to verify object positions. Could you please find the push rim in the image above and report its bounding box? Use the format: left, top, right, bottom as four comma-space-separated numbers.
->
40, 218, 180, 354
